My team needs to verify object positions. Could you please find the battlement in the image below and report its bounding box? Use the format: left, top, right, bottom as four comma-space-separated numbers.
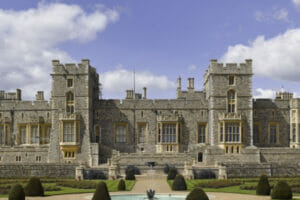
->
0, 89, 21, 100
51, 59, 92, 74
207, 59, 253, 75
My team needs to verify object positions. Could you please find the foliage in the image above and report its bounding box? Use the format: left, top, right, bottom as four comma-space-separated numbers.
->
195, 179, 241, 188
256, 175, 271, 196
167, 167, 178, 180
8, 184, 25, 200
117, 179, 126, 191
92, 182, 111, 200
24, 177, 44, 196
186, 187, 209, 200
193, 169, 216, 179
172, 175, 187, 191
125, 168, 136, 180
125, 165, 140, 175
83, 170, 107, 180
271, 181, 293, 200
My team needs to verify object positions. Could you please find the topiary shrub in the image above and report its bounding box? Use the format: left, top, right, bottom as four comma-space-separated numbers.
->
163, 164, 170, 174
92, 181, 111, 200
167, 167, 178, 180
172, 174, 187, 191
24, 177, 44, 196
125, 168, 135, 180
125, 165, 140, 175
271, 181, 293, 200
117, 179, 126, 191
8, 184, 25, 200
256, 175, 271, 195
186, 187, 209, 200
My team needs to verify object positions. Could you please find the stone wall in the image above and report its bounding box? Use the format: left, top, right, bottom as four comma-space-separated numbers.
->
0, 163, 77, 178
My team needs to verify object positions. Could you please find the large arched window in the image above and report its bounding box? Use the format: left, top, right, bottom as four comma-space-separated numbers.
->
66, 92, 74, 113
227, 90, 236, 113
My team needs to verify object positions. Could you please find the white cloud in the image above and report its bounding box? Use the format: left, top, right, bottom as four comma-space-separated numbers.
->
0, 2, 119, 99
188, 64, 197, 72
221, 28, 300, 81
254, 8, 289, 22
292, 0, 300, 7
101, 67, 176, 99
254, 88, 276, 99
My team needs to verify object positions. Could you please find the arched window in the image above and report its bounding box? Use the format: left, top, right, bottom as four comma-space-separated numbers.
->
66, 92, 74, 113
227, 90, 236, 113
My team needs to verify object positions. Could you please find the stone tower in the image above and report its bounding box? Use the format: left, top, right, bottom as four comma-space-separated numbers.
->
48, 59, 99, 166
204, 59, 253, 152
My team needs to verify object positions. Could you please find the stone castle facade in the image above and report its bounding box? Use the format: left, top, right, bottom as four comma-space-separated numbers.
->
0, 58, 300, 178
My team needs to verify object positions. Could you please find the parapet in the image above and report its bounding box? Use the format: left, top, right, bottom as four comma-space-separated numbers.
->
0, 89, 22, 100
290, 98, 300, 109
51, 59, 92, 75
208, 59, 253, 75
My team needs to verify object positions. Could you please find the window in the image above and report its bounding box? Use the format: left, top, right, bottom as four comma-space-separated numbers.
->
229, 75, 234, 85
138, 124, 146, 144
95, 126, 100, 143
44, 125, 51, 144
31, 125, 39, 144
270, 124, 277, 144
225, 122, 240, 142
66, 92, 74, 114
162, 124, 176, 143
19, 126, 27, 144
16, 156, 21, 162
36, 156, 41, 162
254, 110, 257, 118
64, 151, 75, 158
253, 124, 260, 143
115, 124, 127, 143
63, 122, 75, 142
198, 124, 206, 143
67, 79, 73, 87
220, 125, 224, 142
227, 90, 236, 113
198, 152, 203, 162
0, 126, 4, 145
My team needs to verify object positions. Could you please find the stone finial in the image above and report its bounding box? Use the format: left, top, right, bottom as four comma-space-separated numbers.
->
143, 87, 147, 99
177, 76, 181, 89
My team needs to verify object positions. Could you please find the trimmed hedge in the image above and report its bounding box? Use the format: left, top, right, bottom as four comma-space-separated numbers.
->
256, 175, 270, 196
172, 175, 187, 191
186, 187, 209, 200
125, 165, 140, 175
193, 169, 216, 179
271, 181, 293, 200
117, 179, 126, 191
92, 182, 111, 200
196, 180, 241, 188
24, 177, 44, 196
8, 184, 25, 200
167, 167, 178, 180
125, 168, 135, 180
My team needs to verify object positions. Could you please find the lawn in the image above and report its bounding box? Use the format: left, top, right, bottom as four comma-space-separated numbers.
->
168, 177, 300, 196
0, 179, 135, 197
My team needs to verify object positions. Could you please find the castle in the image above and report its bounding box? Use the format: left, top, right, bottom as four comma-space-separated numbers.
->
0, 58, 300, 178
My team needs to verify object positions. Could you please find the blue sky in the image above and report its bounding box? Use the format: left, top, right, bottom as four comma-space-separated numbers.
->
0, 0, 300, 99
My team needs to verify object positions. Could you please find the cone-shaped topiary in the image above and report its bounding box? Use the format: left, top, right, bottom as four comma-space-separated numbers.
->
92, 181, 111, 200
186, 187, 209, 200
24, 177, 44, 196
125, 168, 135, 180
271, 181, 293, 200
9, 184, 25, 200
256, 175, 271, 195
172, 174, 187, 191
167, 167, 178, 180
117, 179, 126, 191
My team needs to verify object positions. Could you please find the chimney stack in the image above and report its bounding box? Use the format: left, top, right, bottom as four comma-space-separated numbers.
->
143, 87, 147, 99
177, 76, 181, 90
126, 90, 134, 99
187, 78, 194, 90
35, 91, 44, 101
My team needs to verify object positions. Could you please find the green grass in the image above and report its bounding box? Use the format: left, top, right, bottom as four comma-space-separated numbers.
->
0, 179, 135, 197
168, 178, 300, 196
